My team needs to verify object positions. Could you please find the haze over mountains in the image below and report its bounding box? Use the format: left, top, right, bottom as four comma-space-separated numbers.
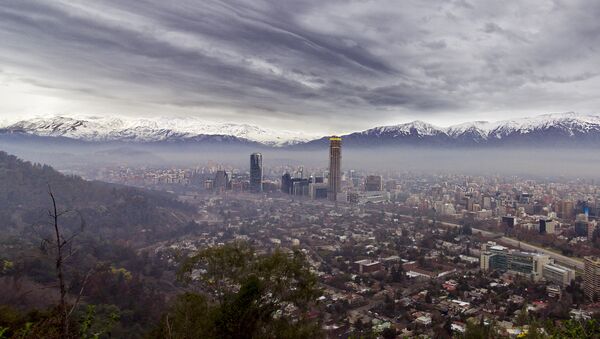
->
2, 112, 600, 148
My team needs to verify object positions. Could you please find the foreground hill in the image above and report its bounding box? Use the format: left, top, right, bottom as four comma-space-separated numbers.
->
0, 151, 195, 242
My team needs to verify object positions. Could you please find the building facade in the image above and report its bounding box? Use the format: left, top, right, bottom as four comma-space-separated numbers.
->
480, 242, 550, 281
328, 136, 342, 201
214, 170, 229, 192
250, 153, 263, 193
543, 262, 575, 288
365, 175, 383, 192
584, 256, 600, 300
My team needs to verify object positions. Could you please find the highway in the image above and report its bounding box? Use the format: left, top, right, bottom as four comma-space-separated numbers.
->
376, 211, 585, 270
495, 235, 584, 270
440, 219, 584, 270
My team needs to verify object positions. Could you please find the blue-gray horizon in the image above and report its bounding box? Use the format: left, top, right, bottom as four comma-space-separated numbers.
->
1, 1, 599, 134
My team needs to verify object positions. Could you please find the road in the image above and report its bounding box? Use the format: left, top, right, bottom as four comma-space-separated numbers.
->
441, 219, 584, 270
372, 210, 585, 270
495, 235, 584, 270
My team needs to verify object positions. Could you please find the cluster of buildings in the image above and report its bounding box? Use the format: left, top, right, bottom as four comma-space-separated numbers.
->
74, 136, 600, 336
479, 241, 600, 302
278, 137, 394, 204
479, 242, 574, 287
152, 192, 600, 337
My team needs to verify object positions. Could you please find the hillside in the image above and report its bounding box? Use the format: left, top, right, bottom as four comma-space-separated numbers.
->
0, 151, 195, 242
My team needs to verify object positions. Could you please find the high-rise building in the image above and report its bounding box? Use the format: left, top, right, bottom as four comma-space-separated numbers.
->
588, 220, 598, 240
309, 182, 328, 199
539, 218, 557, 234
365, 175, 383, 192
281, 172, 292, 194
560, 200, 575, 219
291, 178, 309, 196
250, 153, 263, 193
584, 256, 600, 300
328, 136, 342, 201
575, 220, 589, 237
214, 170, 229, 192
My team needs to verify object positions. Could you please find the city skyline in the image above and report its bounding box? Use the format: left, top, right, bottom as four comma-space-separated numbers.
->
1, 1, 600, 134
3, 2, 600, 336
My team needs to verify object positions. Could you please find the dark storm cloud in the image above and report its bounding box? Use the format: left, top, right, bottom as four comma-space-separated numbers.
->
1, 0, 600, 131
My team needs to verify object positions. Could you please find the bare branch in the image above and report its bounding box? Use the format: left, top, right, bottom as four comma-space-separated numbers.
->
48, 184, 69, 337
67, 267, 94, 319
63, 249, 80, 262
61, 231, 83, 248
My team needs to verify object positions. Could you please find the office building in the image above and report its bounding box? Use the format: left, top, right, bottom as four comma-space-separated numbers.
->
354, 259, 382, 274
250, 153, 263, 193
539, 218, 557, 234
588, 220, 598, 240
281, 172, 292, 194
311, 176, 324, 184
291, 178, 309, 196
309, 182, 329, 200
584, 256, 600, 300
559, 200, 575, 219
203, 179, 214, 191
575, 220, 589, 237
365, 175, 383, 192
502, 216, 517, 227
328, 136, 342, 201
480, 242, 549, 281
214, 170, 229, 192
543, 262, 575, 288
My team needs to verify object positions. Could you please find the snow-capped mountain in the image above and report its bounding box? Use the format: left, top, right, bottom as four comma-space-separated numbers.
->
2, 112, 600, 148
297, 112, 600, 148
0, 115, 314, 146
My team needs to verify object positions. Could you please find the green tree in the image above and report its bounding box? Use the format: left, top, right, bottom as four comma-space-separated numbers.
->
381, 327, 396, 339
459, 317, 500, 339
153, 242, 323, 338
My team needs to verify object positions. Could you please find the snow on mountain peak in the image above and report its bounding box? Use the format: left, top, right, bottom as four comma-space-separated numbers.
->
365, 120, 443, 137
3, 112, 600, 146
1, 115, 315, 146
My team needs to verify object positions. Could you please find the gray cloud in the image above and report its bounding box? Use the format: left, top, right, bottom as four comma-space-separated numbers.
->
1, 0, 600, 132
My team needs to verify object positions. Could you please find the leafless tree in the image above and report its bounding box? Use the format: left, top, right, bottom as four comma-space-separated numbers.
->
41, 185, 92, 338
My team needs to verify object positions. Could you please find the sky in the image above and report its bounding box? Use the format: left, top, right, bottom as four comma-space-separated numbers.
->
1, 0, 599, 134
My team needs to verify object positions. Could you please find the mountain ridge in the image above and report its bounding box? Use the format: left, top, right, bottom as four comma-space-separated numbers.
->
3, 112, 600, 148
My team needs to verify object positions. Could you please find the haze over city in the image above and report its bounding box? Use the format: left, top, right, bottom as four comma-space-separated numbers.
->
3, 1, 600, 338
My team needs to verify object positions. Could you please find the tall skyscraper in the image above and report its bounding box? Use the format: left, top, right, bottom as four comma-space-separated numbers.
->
584, 256, 600, 300
328, 136, 342, 201
214, 170, 229, 192
281, 172, 292, 194
250, 153, 263, 193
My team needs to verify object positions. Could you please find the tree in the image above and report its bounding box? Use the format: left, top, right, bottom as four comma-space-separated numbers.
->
381, 327, 397, 339
546, 318, 600, 338
38, 187, 91, 338
459, 317, 499, 339
0, 189, 110, 338
389, 265, 404, 283
155, 242, 323, 338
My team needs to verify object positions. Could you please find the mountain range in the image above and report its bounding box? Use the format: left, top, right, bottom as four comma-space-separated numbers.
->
2, 112, 600, 148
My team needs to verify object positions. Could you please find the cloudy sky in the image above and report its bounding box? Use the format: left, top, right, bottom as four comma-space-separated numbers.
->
1, 0, 599, 134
